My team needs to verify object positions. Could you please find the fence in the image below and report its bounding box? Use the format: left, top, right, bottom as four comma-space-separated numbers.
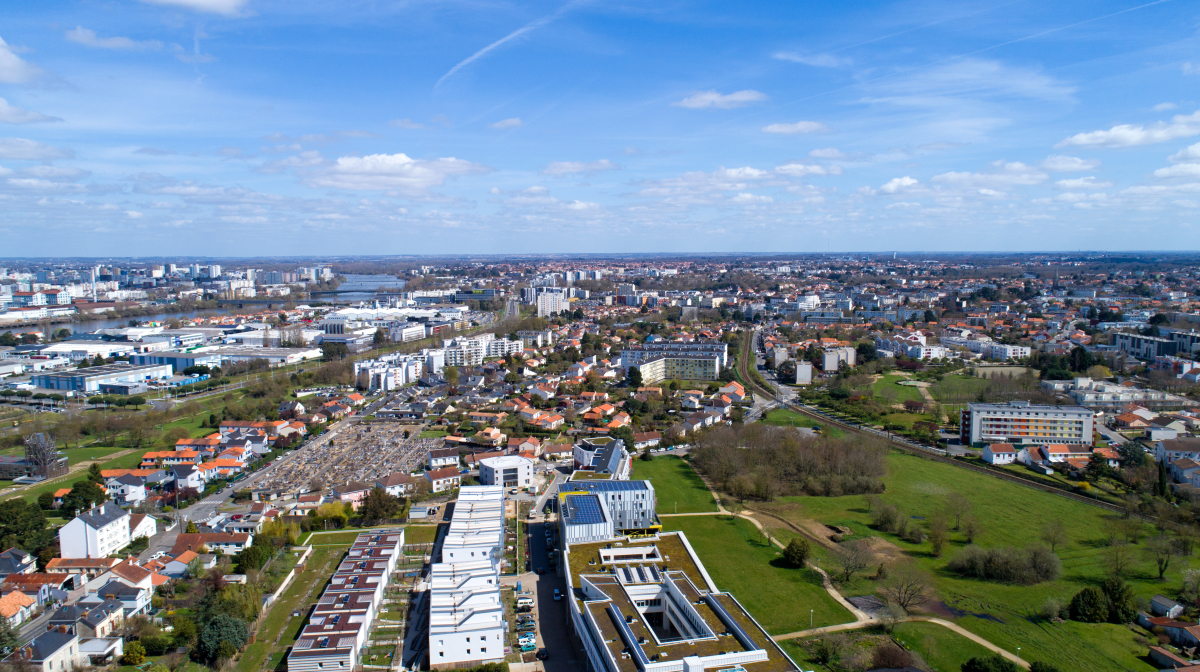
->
265, 545, 313, 608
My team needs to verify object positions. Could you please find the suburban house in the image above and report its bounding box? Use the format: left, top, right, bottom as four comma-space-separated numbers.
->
425, 467, 461, 493
1157, 437, 1200, 465
333, 481, 373, 510
982, 443, 1018, 465
376, 472, 416, 498
428, 448, 460, 470
169, 533, 252, 556
0, 591, 35, 626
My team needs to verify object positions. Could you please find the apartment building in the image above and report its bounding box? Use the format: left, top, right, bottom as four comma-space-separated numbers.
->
620, 341, 729, 369
477, 455, 533, 488
59, 503, 130, 559
442, 333, 523, 367
1115, 332, 1181, 360
572, 437, 631, 479
960, 401, 1094, 447
428, 486, 506, 670
559, 479, 659, 541
630, 352, 722, 384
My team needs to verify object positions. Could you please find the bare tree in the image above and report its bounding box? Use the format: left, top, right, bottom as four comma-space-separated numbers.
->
962, 515, 983, 544
945, 492, 973, 530
1040, 519, 1069, 553
928, 515, 949, 558
833, 540, 871, 582
1146, 534, 1181, 580
880, 563, 933, 612
1105, 542, 1137, 578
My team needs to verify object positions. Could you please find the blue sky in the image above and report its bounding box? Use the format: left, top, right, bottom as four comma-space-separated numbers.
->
1, 0, 1199, 256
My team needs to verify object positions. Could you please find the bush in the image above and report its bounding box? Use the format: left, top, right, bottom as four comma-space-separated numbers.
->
962, 654, 1019, 672
1069, 587, 1111, 623
196, 614, 249, 663
122, 641, 146, 666
947, 544, 1061, 585
783, 538, 811, 568
1040, 596, 1067, 621
140, 632, 171, 655
1102, 577, 1137, 624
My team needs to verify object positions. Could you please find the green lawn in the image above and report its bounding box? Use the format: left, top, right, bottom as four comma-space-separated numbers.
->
928, 375, 991, 404
879, 412, 930, 429
405, 525, 438, 544
762, 408, 847, 439
418, 430, 448, 438
873, 374, 927, 405
779, 621, 995, 672
661, 515, 853, 634
632, 455, 719, 514
61, 446, 126, 463
754, 450, 1169, 672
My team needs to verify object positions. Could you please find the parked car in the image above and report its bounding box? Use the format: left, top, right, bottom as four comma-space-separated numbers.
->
553, 588, 562, 601
536, 649, 549, 660
519, 643, 536, 653
536, 566, 545, 575
516, 605, 533, 613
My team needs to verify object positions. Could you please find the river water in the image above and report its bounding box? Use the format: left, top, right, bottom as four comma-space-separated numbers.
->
75, 308, 237, 332
313, 274, 406, 303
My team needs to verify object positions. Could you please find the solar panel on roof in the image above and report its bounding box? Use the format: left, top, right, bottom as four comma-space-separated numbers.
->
561, 480, 648, 493
622, 567, 633, 582
635, 566, 646, 582
649, 565, 661, 581
566, 494, 606, 525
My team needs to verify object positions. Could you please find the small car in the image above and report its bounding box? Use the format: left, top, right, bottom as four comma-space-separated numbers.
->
536, 566, 545, 575
553, 588, 562, 601
519, 643, 536, 653
536, 649, 549, 660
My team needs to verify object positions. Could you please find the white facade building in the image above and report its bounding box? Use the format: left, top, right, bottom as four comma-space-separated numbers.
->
59, 503, 131, 559
477, 455, 534, 488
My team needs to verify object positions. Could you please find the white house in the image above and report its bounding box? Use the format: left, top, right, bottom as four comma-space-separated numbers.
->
129, 514, 157, 541
982, 443, 1018, 465
59, 503, 131, 559
108, 475, 147, 507
425, 467, 461, 493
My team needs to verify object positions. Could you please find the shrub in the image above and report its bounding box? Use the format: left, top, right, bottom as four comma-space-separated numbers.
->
1069, 587, 1111, 623
122, 641, 146, 666
947, 545, 1061, 585
1040, 596, 1067, 621
1102, 577, 1137, 624
962, 654, 1020, 672
196, 614, 249, 663
783, 538, 811, 568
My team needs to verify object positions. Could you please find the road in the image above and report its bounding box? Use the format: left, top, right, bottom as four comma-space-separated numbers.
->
1096, 424, 1130, 446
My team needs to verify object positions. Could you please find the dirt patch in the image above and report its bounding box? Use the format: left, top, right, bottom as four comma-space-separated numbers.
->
860, 536, 907, 565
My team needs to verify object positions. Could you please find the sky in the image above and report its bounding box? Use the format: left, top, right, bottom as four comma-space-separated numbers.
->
1, 0, 1200, 256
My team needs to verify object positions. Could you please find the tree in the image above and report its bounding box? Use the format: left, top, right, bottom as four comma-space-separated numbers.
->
358, 487, 402, 525
1145, 534, 1179, 580
1069, 586, 1110, 622
1104, 542, 1136, 578
234, 546, 268, 573
196, 613, 248, 663
444, 366, 459, 386
320, 342, 349, 361
945, 492, 973, 530
122, 641, 146, 665
962, 515, 983, 544
87, 462, 104, 484
783, 538, 810, 568
1085, 451, 1112, 482
880, 563, 932, 612
172, 616, 197, 647
186, 520, 198, 534
127, 396, 147, 409
59, 480, 106, 517
1102, 576, 1137, 624
961, 654, 1020, 672
373, 327, 387, 345
1040, 519, 1069, 553
833, 540, 871, 582
627, 366, 643, 389
37, 492, 54, 511
0, 611, 18, 654
929, 515, 949, 557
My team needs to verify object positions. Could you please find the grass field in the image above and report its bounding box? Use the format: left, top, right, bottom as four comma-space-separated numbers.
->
873, 374, 926, 405
762, 408, 847, 438
661, 515, 853, 634
780, 621, 995, 672
879, 412, 929, 429
419, 430, 448, 438
405, 525, 438, 544
928, 375, 990, 404
632, 455, 719, 513
754, 450, 1168, 671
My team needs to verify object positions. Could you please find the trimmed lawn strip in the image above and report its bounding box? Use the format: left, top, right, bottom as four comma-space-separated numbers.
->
761, 408, 847, 439
632, 455, 718, 513
873, 374, 926, 405
661, 515, 852, 634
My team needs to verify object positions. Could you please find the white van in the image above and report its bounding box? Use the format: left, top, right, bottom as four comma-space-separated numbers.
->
516, 597, 535, 608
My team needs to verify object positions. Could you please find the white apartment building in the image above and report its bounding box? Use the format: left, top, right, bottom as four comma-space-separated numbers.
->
59, 503, 131, 559
960, 401, 1094, 447
1040, 377, 1188, 409
443, 334, 523, 367
536, 291, 564, 317
478, 455, 534, 488
429, 486, 506, 670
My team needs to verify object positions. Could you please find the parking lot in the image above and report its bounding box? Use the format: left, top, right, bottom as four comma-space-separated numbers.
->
518, 516, 578, 672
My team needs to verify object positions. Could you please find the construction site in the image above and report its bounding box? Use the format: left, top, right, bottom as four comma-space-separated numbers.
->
254, 423, 434, 494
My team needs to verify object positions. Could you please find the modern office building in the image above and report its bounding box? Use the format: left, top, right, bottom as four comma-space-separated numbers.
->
477, 455, 534, 488
563, 531, 801, 672
572, 437, 631, 479
559, 479, 659, 540
1114, 332, 1181, 360
428, 486, 506, 670
31, 362, 173, 393
960, 401, 1095, 447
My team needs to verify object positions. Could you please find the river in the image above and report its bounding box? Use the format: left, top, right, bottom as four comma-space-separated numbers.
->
310, 274, 406, 303
75, 308, 237, 332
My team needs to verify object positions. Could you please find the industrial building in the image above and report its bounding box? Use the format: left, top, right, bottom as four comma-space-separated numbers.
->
131, 351, 223, 373
960, 400, 1095, 447
428, 486, 506, 670
31, 362, 173, 393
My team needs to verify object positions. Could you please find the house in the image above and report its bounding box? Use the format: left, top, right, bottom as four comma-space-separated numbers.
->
425, 467, 461, 493
59, 503, 131, 559
982, 443, 1018, 465
0, 548, 36, 576
333, 481, 372, 510
719, 381, 746, 402
508, 437, 542, 455
279, 400, 306, 419
1157, 437, 1200, 464
472, 427, 507, 447
375, 472, 416, 498
1152, 594, 1185, 619
0, 590, 35, 626
82, 579, 151, 617
170, 465, 205, 492
1171, 458, 1200, 487
169, 532, 252, 556
428, 448, 460, 470
4, 629, 84, 672
44, 558, 119, 582
109, 474, 147, 507
633, 431, 662, 450
535, 414, 565, 430
49, 600, 124, 637
1, 573, 74, 606
129, 514, 157, 541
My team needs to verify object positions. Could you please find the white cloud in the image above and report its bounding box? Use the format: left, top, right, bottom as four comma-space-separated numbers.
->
809, 148, 844, 159
487, 118, 522, 129
1169, 142, 1200, 163
389, 118, 426, 130
65, 27, 163, 50
636, 166, 767, 198
1041, 155, 1099, 172
565, 200, 600, 210
1056, 110, 1200, 148
1055, 176, 1112, 189
729, 192, 773, 204
773, 51, 848, 68
23, 165, 87, 180
1185, 63, 1199, 76
761, 120, 829, 135
125, 210, 144, 219
978, 188, 1006, 197
542, 159, 618, 176
1154, 102, 1178, 111
0, 37, 42, 84
1054, 192, 1107, 204
885, 201, 920, 209
774, 163, 829, 176
221, 215, 268, 223
0, 98, 59, 124
880, 176, 918, 194
138, 0, 249, 15
0, 137, 73, 160
257, 150, 325, 174
1155, 163, 1200, 179
932, 161, 1046, 187
308, 153, 491, 192
869, 58, 1075, 104
672, 90, 767, 109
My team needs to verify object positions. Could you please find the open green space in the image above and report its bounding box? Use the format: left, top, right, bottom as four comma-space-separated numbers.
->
661, 515, 853, 634
873, 374, 926, 405
418, 430, 448, 438
879, 412, 929, 430
405, 524, 439, 545
893, 621, 995, 672
754, 450, 1171, 671
632, 455, 719, 514
928, 375, 990, 404
761, 408, 847, 439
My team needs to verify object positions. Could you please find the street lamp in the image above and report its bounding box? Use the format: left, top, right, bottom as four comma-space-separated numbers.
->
810, 609, 813, 627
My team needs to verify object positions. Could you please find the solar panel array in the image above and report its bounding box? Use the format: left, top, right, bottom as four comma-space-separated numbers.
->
561, 480, 648, 493
566, 494, 606, 524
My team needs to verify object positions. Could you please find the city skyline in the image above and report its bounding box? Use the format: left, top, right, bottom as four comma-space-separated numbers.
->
2, 0, 1199, 255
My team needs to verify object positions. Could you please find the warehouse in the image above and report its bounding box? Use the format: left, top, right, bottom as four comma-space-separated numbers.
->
131, 351, 223, 373
31, 362, 173, 393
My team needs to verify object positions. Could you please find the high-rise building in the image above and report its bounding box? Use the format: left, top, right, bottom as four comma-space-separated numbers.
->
960, 401, 1094, 447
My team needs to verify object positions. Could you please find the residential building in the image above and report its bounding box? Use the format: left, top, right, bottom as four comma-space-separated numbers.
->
960, 401, 1095, 447
559, 479, 659, 541
982, 443, 1018, 465
477, 455, 533, 488
572, 437, 631, 479
59, 503, 131, 559
425, 467, 461, 493
1114, 332, 1181, 360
